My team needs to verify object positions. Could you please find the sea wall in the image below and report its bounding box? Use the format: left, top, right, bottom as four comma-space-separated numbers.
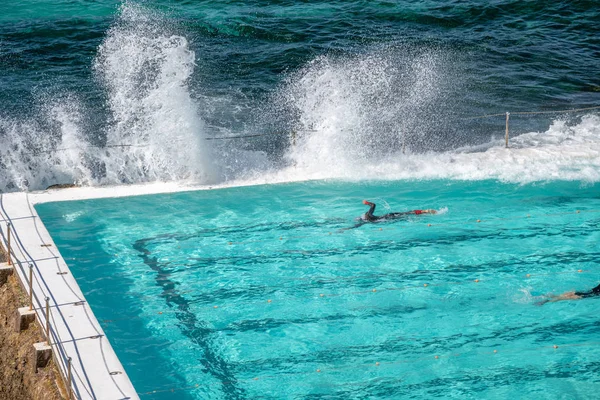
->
0, 245, 63, 400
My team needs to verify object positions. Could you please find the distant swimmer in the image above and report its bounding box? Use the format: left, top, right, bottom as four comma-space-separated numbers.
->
340, 200, 437, 231
361, 200, 437, 222
536, 283, 600, 305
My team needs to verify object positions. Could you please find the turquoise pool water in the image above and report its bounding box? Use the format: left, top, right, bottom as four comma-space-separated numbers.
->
36, 180, 600, 399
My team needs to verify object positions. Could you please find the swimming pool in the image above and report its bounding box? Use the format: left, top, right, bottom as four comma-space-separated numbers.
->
35, 179, 600, 399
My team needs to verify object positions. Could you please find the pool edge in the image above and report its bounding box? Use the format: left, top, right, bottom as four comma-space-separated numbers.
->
0, 192, 139, 400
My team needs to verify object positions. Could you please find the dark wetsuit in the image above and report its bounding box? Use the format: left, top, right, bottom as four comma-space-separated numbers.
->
575, 283, 600, 298
363, 202, 424, 222
340, 202, 430, 231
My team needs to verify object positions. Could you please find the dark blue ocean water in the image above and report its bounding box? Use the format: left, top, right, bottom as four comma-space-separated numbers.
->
0, 0, 599, 190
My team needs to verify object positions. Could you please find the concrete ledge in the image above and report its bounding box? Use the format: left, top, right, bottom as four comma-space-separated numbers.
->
0, 264, 13, 286
15, 307, 36, 332
2, 191, 140, 399
32, 342, 52, 372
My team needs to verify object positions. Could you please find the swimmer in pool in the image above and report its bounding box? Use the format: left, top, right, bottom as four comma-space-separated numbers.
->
536, 283, 600, 305
341, 200, 437, 231
361, 200, 437, 222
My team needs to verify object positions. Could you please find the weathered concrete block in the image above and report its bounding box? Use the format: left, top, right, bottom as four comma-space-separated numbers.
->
15, 306, 36, 332
0, 264, 13, 286
33, 342, 52, 372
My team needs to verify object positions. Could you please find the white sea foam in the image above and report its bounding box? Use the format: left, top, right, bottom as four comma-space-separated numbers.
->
0, 2, 218, 192
279, 50, 452, 171
243, 114, 600, 185
19, 115, 600, 204
1, 4, 600, 193
93, 2, 217, 184
0, 97, 92, 191
267, 48, 600, 185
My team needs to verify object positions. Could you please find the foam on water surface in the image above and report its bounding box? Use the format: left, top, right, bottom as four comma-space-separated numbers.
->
1, 2, 600, 193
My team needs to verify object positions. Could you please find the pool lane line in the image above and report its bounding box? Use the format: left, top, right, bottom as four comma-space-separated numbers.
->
137, 372, 412, 397
220, 208, 600, 246
93, 267, 594, 325
54, 250, 597, 290
57, 244, 598, 289
137, 340, 600, 397
134, 221, 599, 269
133, 237, 248, 400
104, 223, 600, 278
138, 373, 413, 397
34, 207, 600, 249
109, 288, 590, 393
95, 272, 596, 329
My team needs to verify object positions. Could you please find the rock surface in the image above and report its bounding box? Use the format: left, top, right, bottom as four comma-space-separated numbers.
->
0, 245, 63, 400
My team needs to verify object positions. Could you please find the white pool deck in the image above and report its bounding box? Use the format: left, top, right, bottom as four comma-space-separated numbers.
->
0, 182, 218, 400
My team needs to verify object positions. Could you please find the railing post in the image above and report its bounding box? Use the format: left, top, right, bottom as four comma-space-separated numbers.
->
505, 112, 510, 148
28, 264, 33, 311
67, 357, 73, 400
6, 222, 11, 266
45, 296, 50, 344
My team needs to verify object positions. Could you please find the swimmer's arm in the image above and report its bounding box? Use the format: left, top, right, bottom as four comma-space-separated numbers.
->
363, 201, 376, 217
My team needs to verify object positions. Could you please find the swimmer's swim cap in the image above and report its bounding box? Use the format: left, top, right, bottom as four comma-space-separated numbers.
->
363, 200, 369, 205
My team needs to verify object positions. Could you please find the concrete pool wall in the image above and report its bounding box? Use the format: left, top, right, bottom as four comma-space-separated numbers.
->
0, 187, 182, 400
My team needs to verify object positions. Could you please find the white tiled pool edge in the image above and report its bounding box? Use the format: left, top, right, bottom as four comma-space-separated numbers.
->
0, 189, 159, 400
